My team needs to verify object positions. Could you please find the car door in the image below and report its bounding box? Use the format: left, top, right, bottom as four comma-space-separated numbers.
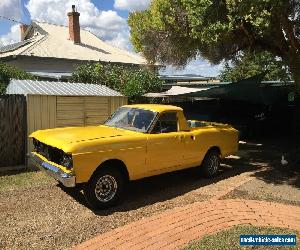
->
146, 112, 185, 173
181, 130, 204, 167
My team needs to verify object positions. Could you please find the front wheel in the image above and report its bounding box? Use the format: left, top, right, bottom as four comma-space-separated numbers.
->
200, 149, 220, 178
84, 167, 126, 209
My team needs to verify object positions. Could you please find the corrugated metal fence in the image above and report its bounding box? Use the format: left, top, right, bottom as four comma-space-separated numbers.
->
0, 95, 26, 168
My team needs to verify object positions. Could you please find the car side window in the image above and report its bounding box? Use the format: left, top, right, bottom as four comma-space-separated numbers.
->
152, 112, 178, 133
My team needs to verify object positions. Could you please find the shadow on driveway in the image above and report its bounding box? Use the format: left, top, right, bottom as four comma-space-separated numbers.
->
60, 156, 258, 214
60, 136, 299, 214
236, 138, 300, 189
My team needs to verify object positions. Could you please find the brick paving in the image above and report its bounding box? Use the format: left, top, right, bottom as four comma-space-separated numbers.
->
74, 199, 300, 250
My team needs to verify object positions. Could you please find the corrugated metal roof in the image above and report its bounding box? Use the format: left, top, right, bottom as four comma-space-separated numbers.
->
0, 40, 32, 53
160, 75, 212, 80
29, 71, 72, 79
6, 79, 123, 97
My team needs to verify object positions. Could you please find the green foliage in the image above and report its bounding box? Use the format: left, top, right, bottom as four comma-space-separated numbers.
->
220, 51, 293, 82
0, 63, 34, 94
71, 63, 163, 102
128, 0, 300, 94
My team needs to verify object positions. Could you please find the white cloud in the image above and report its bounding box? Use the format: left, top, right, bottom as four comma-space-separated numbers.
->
0, 0, 23, 22
105, 31, 131, 51
0, 24, 21, 46
160, 60, 222, 77
114, 0, 151, 11
81, 10, 127, 41
25, 0, 130, 49
0, 0, 151, 50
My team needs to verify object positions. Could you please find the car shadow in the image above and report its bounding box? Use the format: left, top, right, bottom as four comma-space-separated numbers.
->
59, 136, 300, 214
237, 138, 300, 189
59, 153, 259, 214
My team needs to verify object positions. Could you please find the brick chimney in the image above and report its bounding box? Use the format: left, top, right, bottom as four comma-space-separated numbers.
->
20, 24, 29, 41
68, 5, 81, 44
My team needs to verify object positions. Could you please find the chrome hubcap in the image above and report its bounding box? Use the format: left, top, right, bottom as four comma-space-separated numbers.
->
95, 175, 118, 202
207, 155, 219, 175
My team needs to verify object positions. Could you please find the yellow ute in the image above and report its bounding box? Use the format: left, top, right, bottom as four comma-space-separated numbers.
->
30, 104, 238, 209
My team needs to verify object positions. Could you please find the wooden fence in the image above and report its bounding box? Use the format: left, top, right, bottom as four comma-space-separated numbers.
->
0, 95, 26, 168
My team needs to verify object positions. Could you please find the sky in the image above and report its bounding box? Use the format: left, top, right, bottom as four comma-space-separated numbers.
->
0, 0, 222, 76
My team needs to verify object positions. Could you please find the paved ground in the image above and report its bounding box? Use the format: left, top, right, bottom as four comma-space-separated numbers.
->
74, 199, 300, 250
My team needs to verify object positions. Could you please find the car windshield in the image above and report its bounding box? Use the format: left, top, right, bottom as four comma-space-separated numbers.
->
104, 107, 157, 133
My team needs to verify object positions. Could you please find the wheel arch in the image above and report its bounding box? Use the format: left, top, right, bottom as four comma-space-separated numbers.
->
207, 146, 221, 156
92, 159, 130, 182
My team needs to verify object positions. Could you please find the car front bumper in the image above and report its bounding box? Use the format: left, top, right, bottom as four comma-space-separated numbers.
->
30, 152, 76, 187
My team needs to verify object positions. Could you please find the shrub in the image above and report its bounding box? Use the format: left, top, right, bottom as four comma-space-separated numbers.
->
0, 63, 34, 94
71, 63, 163, 103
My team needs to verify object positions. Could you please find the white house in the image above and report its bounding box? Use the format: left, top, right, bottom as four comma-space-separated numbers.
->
0, 5, 147, 79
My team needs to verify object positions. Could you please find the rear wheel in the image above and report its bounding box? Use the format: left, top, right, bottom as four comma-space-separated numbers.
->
200, 149, 220, 177
84, 166, 126, 209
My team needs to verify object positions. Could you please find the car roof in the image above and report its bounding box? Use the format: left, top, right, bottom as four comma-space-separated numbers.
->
122, 104, 183, 113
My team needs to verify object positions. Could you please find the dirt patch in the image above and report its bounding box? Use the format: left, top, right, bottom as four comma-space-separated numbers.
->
222, 138, 300, 206
0, 170, 54, 192
223, 174, 300, 206
0, 166, 243, 250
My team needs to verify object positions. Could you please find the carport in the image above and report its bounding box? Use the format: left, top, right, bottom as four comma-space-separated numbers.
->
145, 75, 297, 138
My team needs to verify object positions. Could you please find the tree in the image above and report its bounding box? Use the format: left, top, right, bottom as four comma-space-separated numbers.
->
0, 63, 34, 94
71, 63, 163, 102
128, 0, 300, 94
220, 51, 292, 82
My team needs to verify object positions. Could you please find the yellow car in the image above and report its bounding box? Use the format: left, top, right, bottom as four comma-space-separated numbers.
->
30, 104, 238, 209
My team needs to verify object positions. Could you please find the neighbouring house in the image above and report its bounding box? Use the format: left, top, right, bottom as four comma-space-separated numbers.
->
0, 5, 147, 80
160, 75, 220, 89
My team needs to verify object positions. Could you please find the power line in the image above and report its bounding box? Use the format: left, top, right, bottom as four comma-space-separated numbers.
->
0, 15, 24, 24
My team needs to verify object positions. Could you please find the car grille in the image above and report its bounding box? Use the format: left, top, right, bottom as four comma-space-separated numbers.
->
34, 140, 63, 165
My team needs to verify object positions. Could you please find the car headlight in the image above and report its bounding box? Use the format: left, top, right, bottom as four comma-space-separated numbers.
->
33, 138, 44, 153
61, 154, 73, 170
33, 138, 39, 151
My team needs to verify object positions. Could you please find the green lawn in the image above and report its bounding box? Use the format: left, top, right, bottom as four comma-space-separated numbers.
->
183, 225, 299, 250
0, 170, 53, 192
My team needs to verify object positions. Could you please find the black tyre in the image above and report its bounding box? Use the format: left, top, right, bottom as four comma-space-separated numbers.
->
84, 166, 126, 209
200, 149, 220, 178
